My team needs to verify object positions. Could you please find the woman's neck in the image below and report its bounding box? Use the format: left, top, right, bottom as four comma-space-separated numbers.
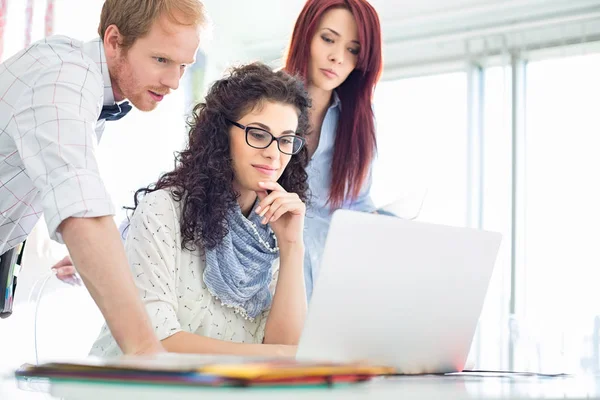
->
308, 84, 333, 116
236, 187, 258, 217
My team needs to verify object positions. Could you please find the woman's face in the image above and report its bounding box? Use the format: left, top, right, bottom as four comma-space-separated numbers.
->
308, 7, 360, 92
229, 101, 300, 193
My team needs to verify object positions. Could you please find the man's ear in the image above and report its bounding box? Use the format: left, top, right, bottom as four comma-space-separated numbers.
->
103, 24, 122, 59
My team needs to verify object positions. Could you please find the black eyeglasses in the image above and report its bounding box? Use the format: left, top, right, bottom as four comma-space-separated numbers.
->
227, 119, 305, 155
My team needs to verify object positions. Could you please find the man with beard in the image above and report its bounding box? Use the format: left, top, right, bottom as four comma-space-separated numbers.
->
0, 0, 206, 355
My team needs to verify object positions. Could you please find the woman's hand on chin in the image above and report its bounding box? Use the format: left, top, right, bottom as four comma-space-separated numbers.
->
254, 181, 305, 247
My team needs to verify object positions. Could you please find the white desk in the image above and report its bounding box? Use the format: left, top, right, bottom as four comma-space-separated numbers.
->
3, 374, 600, 400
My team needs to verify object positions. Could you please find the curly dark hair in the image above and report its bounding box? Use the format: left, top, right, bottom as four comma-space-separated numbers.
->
132, 62, 311, 252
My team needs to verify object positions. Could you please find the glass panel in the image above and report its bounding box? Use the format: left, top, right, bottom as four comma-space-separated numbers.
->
372, 72, 468, 226
517, 52, 600, 373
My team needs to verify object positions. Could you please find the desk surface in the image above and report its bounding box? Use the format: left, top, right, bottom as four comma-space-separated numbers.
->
3, 374, 600, 400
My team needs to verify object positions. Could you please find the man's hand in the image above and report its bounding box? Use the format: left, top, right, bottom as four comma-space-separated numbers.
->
51, 255, 82, 286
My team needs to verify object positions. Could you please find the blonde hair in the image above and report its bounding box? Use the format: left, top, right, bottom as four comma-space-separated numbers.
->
98, 0, 207, 49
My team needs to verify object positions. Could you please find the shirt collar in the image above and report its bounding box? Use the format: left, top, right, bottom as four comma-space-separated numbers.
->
82, 37, 115, 106
330, 90, 342, 111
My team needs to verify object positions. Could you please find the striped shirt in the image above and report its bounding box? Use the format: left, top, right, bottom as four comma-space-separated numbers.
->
0, 35, 116, 254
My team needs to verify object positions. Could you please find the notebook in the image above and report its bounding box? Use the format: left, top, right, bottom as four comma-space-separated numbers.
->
15, 353, 394, 388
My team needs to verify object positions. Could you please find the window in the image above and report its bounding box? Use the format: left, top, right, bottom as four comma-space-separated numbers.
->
476, 65, 513, 370
513, 53, 600, 372
372, 72, 468, 226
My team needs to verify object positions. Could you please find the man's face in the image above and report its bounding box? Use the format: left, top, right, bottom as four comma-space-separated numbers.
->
106, 14, 201, 111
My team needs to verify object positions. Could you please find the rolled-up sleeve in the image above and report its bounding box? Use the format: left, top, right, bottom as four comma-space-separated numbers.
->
11, 54, 114, 242
125, 190, 182, 341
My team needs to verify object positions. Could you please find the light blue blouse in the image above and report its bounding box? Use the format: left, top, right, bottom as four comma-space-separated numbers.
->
303, 91, 375, 300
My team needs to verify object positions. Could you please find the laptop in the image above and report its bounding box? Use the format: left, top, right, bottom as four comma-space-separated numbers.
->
296, 210, 502, 374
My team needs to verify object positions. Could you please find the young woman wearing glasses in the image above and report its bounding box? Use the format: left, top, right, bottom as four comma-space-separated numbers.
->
90, 63, 311, 357
284, 0, 384, 299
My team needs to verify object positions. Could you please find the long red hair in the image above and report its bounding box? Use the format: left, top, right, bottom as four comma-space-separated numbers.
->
284, 0, 383, 209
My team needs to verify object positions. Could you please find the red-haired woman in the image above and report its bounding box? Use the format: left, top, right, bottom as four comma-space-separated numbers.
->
284, 0, 383, 299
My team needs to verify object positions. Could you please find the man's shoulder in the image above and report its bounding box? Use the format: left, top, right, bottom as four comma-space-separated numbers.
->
2, 35, 80, 70
24, 36, 105, 99
24, 35, 85, 61
21, 36, 102, 76
0, 35, 105, 113
37, 34, 86, 50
